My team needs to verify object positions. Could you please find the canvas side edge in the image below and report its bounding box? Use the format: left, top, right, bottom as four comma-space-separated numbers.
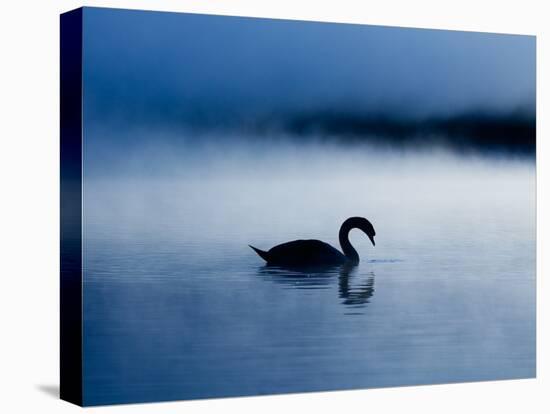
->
60, 7, 84, 407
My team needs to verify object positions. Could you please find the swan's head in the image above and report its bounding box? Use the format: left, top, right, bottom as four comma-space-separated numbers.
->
343, 217, 376, 246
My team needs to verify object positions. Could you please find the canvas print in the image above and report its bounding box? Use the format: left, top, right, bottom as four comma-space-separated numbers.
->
60, 7, 536, 406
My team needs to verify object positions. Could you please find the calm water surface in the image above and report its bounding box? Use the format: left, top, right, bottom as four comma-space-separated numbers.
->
82, 144, 535, 405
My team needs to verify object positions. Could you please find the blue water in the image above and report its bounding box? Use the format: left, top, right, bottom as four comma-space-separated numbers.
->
82, 145, 535, 405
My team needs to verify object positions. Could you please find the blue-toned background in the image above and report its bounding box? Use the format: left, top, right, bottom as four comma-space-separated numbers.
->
81, 7, 535, 406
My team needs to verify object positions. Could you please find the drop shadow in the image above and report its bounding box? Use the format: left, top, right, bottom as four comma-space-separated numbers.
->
36, 384, 59, 399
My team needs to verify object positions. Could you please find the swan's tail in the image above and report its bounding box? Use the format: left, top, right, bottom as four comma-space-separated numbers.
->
249, 245, 270, 262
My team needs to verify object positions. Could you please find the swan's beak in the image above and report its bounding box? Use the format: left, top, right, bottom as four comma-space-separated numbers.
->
368, 234, 375, 246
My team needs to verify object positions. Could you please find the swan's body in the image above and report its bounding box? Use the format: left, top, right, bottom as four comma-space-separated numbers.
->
249, 217, 375, 267
250, 240, 347, 267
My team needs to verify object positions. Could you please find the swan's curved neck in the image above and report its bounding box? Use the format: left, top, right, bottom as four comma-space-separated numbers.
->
339, 223, 359, 263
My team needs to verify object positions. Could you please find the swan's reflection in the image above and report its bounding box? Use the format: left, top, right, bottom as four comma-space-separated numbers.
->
258, 263, 375, 310
338, 263, 375, 306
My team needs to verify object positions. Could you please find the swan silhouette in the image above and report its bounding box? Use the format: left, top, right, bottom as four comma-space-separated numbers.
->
249, 217, 375, 267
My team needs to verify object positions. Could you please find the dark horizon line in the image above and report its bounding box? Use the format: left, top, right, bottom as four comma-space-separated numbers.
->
254, 109, 535, 154
87, 108, 536, 156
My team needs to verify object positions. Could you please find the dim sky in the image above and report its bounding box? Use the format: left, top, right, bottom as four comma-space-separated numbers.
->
82, 7, 535, 131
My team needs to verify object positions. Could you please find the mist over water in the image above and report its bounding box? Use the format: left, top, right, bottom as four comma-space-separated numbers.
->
82, 131, 535, 405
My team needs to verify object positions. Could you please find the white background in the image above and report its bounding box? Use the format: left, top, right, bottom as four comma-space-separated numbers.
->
0, 0, 547, 412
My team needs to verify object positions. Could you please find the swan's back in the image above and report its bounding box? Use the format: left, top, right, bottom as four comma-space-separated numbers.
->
262, 239, 346, 266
